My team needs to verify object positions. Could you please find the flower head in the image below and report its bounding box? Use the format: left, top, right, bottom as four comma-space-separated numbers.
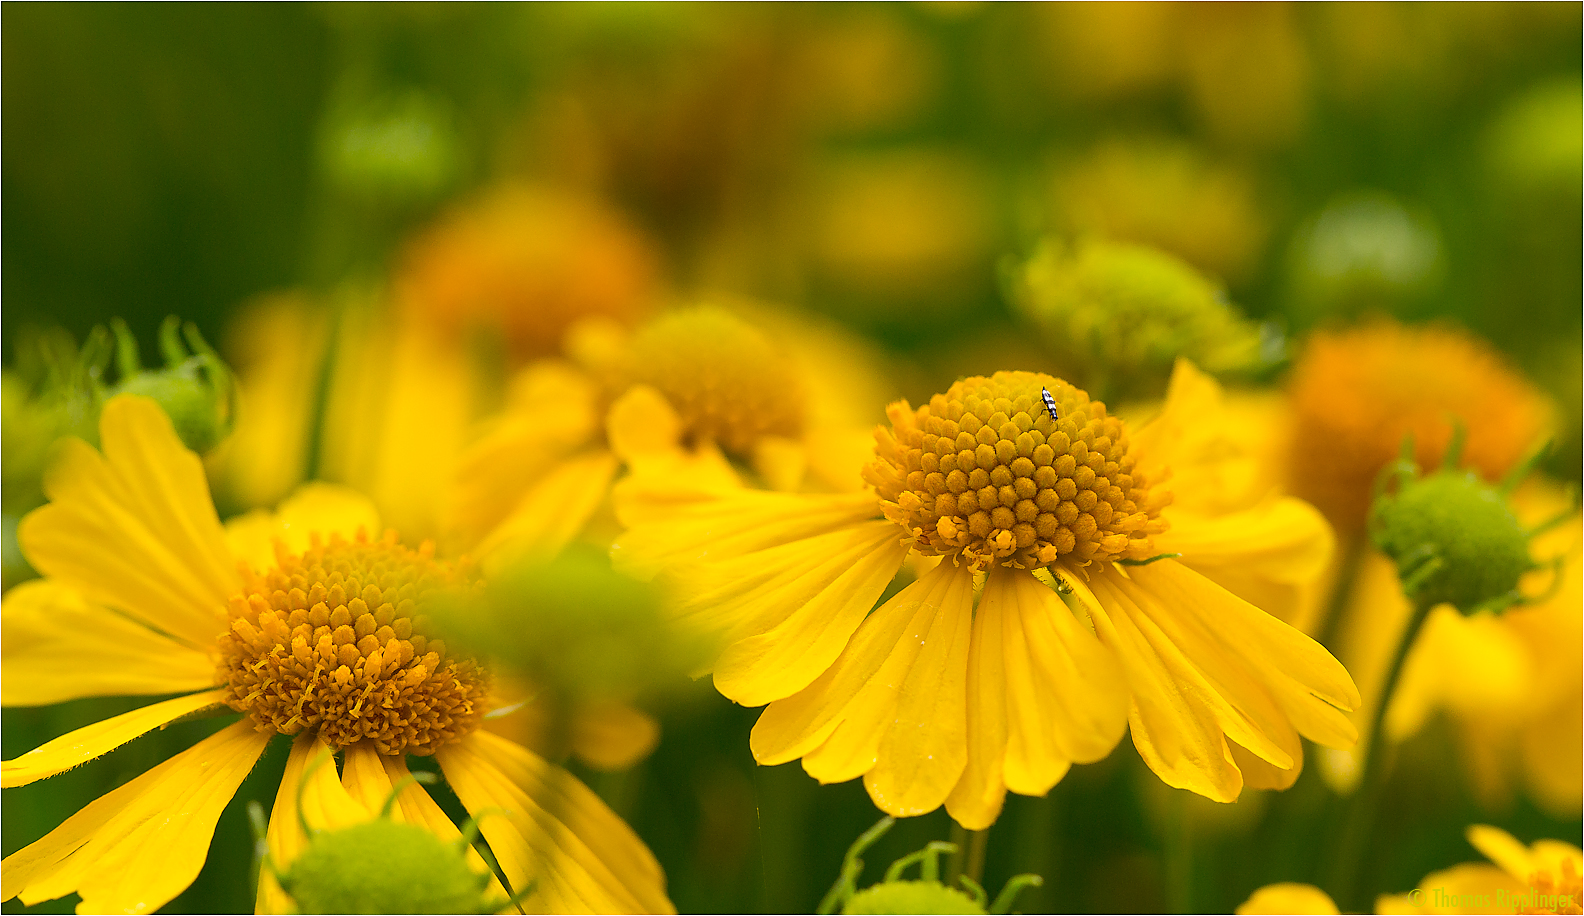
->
1, 396, 673, 915
615, 360, 1358, 825
1287, 318, 1552, 534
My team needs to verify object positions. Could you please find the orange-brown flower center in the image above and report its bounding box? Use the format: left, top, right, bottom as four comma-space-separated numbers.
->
866, 370, 1169, 569
216, 531, 487, 755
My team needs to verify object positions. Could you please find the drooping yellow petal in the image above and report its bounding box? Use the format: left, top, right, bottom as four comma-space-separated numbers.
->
1, 580, 217, 706
4, 720, 270, 914
700, 522, 909, 706
340, 746, 511, 906
446, 361, 601, 550
944, 569, 1012, 831
1083, 569, 1251, 802
256, 734, 372, 915
611, 488, 882, 581
1235, 882, 1339, 915
1124, 561, 1359, 746
19, 395, 239, 648
1466, 824, 1539, 883
476, 450, 621, 574
1159, 497, 1335, 635
437, 730, 675, 915
569, 702, 661, 772
1, 689, 227, 788
224, 483, 382, 576
1094, 565, 1300, 772
995, 566, 1129, 788
750, 561, 974, 819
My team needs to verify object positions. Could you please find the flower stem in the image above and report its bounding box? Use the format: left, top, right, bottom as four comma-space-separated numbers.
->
965, 827, 990, 888
1329, 596, 1436, 908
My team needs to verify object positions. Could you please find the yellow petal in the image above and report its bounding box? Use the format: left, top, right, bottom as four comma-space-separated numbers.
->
1235, 882, 1339, 915
606, 384, 683, 466
1092, 566, 1299, 772
2, 580, 216, 706
993, 566, 1128, 790
751, 561, 969, 775
750, 435, 808, 493
1, 689, 227, 788
1125, 561, 1360, 745
477, 450, 621, 574
5, 720, 270, 914
446, 362, 601, 549
612, 488, 881, 581
224, 483, 382, 576
256, 734, 372, 914
706, 522, 910, 705
1467, 824, 1538, 882
437, 731, 675, 914
340, 745, 510, 906
1160, 497, 1335, 635
1079, 569, 1242, 802
19, 395, 239, 648
944, 570, 1011, 831
571, 702, 662, 772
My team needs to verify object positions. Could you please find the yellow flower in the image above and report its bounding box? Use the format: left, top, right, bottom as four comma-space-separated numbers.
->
1, 396, 673, 915
1377, 825, 1582, 915
394, 182, 661, 362
1286, 318, 1553, 535
1320, 481, 1581, 817
1236, 882, 1340, 915
447, 305, 891, 575
613, 361, 1357, 826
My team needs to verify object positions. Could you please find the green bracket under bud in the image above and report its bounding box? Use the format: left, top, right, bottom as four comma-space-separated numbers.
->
819, 817, 1043, 915
109, 316, 237, 454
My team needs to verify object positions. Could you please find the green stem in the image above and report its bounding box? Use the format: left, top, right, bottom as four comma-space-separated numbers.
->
965, 828, 990, 888
946, 822, 968, 884
1328, 597, 1437, 909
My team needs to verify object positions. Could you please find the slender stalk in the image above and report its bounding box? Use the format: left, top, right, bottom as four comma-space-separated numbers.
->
945, 822, 969, 884
1328, 597, 1437, 908
965, 828, 990, 888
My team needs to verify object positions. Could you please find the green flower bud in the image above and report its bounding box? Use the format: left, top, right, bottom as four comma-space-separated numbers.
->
431, 548, 706, 708
843, 880, 987, 915
1009, 238, 1267, 402
819, 818, 1042, 916
1369, 431, 1565, 614
107, 316, 236, 454
282, 819, 495, 915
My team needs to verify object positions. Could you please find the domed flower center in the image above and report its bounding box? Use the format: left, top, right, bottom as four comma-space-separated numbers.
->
867, 371, 1169, 569
625, 308, 805, 456
217, 532, 487, 755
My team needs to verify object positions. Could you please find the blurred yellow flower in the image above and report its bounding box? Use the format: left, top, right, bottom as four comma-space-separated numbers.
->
0, 396, 673, 915
613, 361, 1356, 826
448, 304, 892, 574
395, 182, 661, 361
1377, 825, 1582, 915
1320, 480, 1581, 817
1286, 318, 1553, 535
1237, 882, 1340, 915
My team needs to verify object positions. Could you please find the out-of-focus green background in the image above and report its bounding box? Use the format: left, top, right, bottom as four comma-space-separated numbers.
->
4, 4, 1580, 914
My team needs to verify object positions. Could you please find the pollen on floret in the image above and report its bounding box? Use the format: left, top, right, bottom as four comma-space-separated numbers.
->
216, 530, 488, 755
623, 307, 806, 456
865, 370, 1170, 569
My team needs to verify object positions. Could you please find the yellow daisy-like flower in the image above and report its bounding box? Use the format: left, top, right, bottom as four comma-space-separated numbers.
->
1377, 825, 1583, 915
614, 362, 1358, 826
1287, 318, 1553, 535
1, 396, 674, 915
447, 305, 890, 575
1236, 826, 1584, 915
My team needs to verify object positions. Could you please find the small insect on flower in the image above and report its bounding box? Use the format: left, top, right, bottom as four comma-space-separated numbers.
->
1041, 387, 1060, 422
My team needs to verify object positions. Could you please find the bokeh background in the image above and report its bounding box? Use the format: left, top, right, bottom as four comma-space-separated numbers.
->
4, 4, 1580, 914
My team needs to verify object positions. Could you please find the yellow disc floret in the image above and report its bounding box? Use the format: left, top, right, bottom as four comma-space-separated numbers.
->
866, 371, 1169, 569
625, 308, 806, 456
217, 531, 487, 755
